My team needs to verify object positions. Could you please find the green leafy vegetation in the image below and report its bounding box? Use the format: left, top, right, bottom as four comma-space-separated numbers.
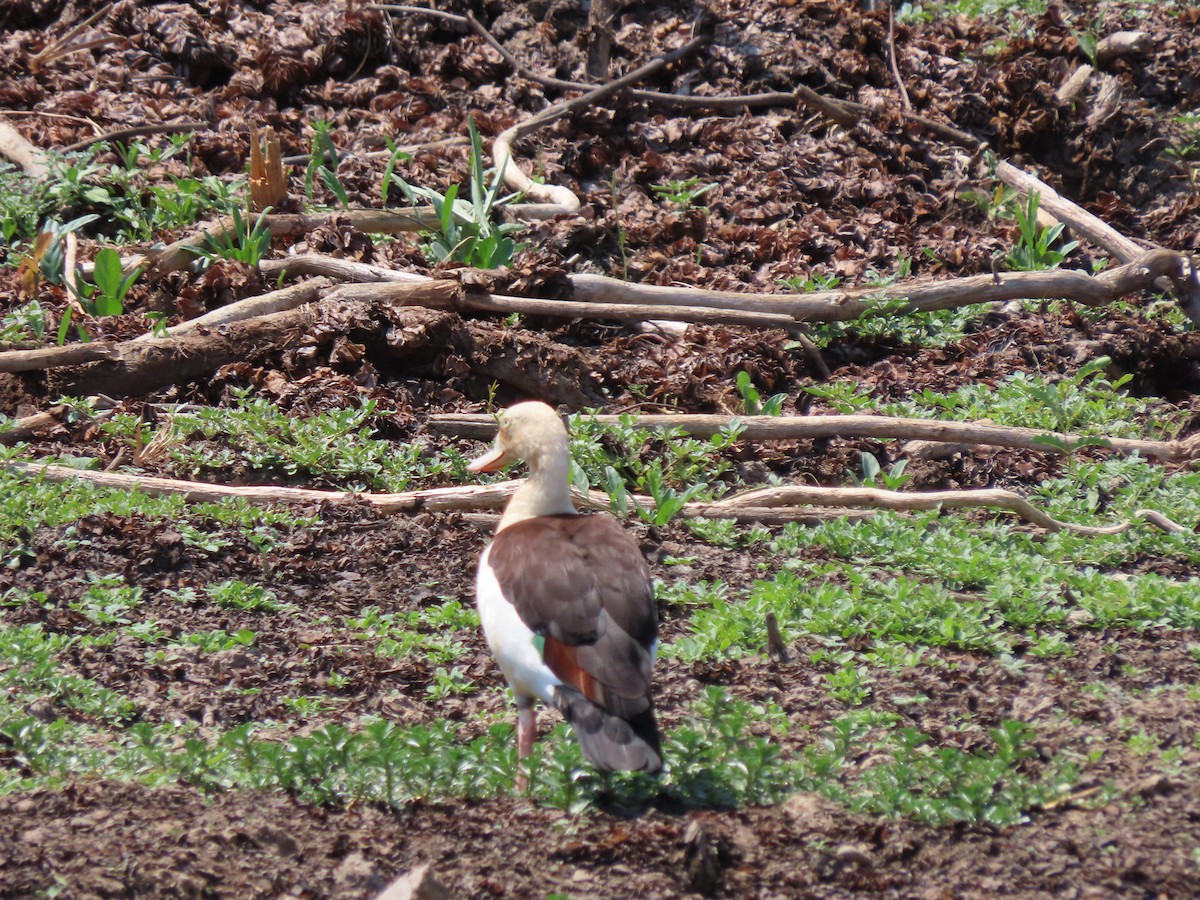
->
561, 412, 751, 523
304, 120, 350, 208
388, 120, 525, 269
779, 270, 841, 293
1165, 111, 1200, 159
650, 176, 717, 213
735, 371, 787, 416
206, 579, 288, 613
1006, 192, 1080, 271
662, 502, 1200, 666
0, 137, 238, 252
0, 654, 1075, 827
103, 393, 469, 491
194, 204, 272, 266
805, 357, 1167, 438
898, 0, 1048, 23
0, 354, 1195, 835
796, 254, 982, 350
346, 601, 477, 667
75, 248, 141, 317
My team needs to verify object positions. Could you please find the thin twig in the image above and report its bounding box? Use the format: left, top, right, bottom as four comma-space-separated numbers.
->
886, 6, 912, 112
493, 32, 711, 218
61, 121, 210, 154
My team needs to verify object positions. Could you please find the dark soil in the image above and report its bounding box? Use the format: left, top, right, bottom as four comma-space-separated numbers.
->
2, 0, 1200, 897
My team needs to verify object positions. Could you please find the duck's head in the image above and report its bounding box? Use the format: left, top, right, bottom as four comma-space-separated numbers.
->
467, 401, 569, 474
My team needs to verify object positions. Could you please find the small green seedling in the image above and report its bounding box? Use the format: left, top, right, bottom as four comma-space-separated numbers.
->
1006, 191, 1079, 271
196, 205, 272, 266
651, 176, 717, 213
77, 247, 141, 317
305, 120, 350, 208
736, 371, 787, 416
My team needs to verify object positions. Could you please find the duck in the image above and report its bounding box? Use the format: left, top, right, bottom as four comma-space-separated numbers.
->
467, 400, 662, 776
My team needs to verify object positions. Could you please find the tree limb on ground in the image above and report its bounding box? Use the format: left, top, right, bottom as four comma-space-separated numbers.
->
570, 249, 1189, 321
257, 248, 1186, 323
0, 121, 51, 178
0, 280, 608, 406
994, 162, 1146, 264
61, 121, 210, 154
18, 249, 1189, 385
697, 485, 1186, 536
427, 411, 1200, 462
492, 32, 711, 220
31, 282, 456, 395
3, 461, 1184, 536
0, 401, 115, 447
134, 278, 329, 341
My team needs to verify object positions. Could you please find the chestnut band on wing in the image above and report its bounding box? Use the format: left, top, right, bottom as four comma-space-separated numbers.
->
487, 514, 657, 718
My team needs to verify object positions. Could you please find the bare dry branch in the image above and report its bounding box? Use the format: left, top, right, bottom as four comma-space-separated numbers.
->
134, 278, 329, 341
1094, 31, 1151, 67
572, 249, 1187, 321
702, 485, 1185, 536
5, 460, 1183, 535
995, 162, 1147, 264
0, 121, 51, 178
253, 249, 1185, 326
428, 411, 1200, 461
493, 33, 710, 219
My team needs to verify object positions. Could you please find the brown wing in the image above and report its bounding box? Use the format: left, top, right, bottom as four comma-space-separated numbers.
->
486, 514, 656, 716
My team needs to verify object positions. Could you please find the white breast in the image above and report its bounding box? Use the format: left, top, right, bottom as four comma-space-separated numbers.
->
475, 545, 562, 705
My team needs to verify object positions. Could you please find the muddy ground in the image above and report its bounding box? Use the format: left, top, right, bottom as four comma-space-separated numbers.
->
1, 0, 1199, 897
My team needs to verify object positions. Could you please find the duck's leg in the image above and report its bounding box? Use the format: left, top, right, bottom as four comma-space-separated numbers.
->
515, 697, 537, 791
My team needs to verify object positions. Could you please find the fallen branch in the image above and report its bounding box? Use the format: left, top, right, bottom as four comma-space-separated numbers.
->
35, 281, 456, 395
0, 397, 119, 447
4, 460, 1183, 535
701, 485, 1186, 536
885, 5, 912, 112
134, 278, 328, 341
1056, 65, 1094, 105
995, 162, 1146, 264
570, 249, 1187, 321
0, 121, 51, 178
329, 280, 801, 329
256, 248, 1187, 326
427, 411, 1200, 461
1094, 31, 1151, 67
260, 257, 428, 285
3, 460, 519, 512
0, 342, 121, 373
141, 209, 438, 280
493, 32, 710, 219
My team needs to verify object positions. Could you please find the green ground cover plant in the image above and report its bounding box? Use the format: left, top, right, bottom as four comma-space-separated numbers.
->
0, 368, 1194, 844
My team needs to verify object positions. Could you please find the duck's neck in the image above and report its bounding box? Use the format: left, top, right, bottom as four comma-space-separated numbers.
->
498, 452, 575, 531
